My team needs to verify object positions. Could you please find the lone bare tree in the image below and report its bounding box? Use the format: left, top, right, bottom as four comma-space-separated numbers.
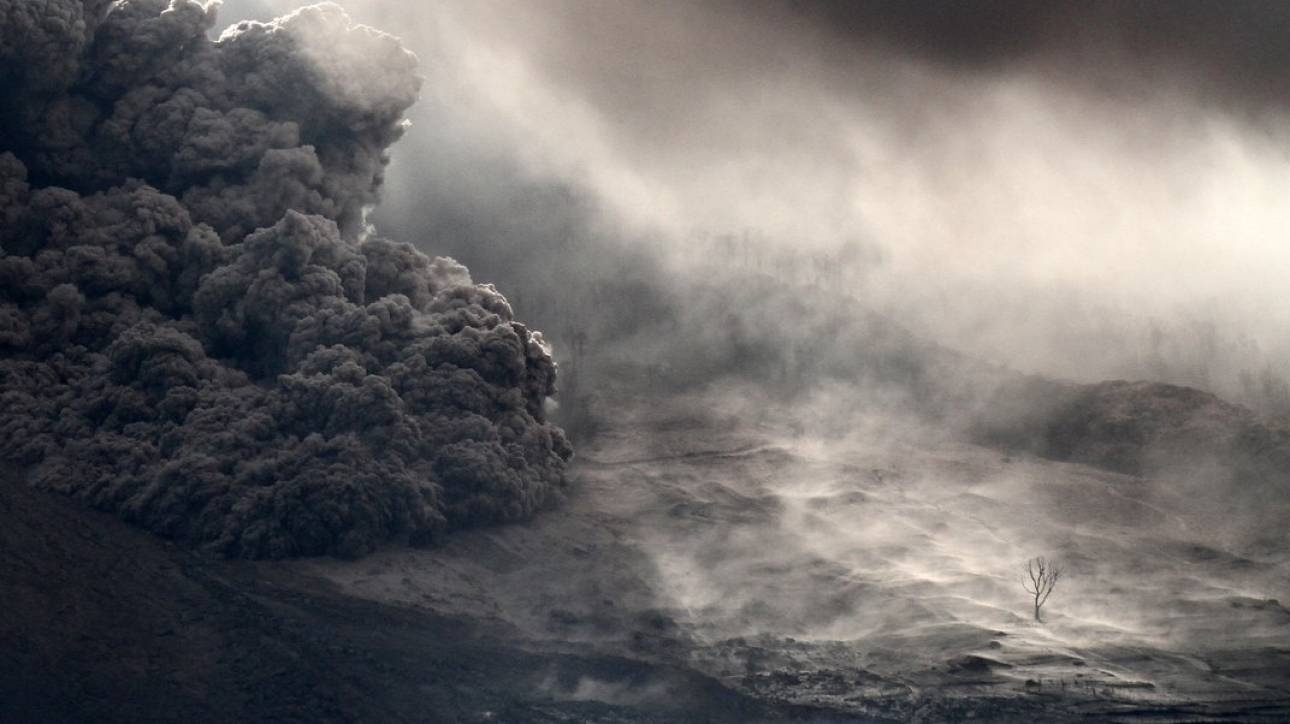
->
1022, 556, 1063, 622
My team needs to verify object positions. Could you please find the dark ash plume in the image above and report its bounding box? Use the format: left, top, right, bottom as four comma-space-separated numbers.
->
0, 0, 571, 558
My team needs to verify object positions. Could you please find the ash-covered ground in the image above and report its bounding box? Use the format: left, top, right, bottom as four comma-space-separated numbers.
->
9, 370, 1290, 722
305, 375, 1290, 722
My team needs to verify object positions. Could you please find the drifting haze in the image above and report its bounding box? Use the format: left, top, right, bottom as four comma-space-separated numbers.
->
224, 0, 1290, 412
7, 0, 1289, 556
6, 7, 1279, 709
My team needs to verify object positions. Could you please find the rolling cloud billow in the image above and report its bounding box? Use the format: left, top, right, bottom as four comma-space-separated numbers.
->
0, 0, 572, 558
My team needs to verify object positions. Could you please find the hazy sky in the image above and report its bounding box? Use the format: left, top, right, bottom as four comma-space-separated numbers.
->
217, 1, 1290, 390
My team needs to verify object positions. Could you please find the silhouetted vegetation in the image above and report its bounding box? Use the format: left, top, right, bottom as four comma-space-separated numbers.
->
1022, 556, 1063, 622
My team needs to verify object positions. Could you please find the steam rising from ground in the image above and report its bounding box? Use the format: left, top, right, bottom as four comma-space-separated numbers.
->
0, 1, 570, 558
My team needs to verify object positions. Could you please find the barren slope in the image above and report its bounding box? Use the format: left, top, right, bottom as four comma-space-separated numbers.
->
311, 381, 1290, 721
6, 378, 1290, 721
0, 466, 823, 723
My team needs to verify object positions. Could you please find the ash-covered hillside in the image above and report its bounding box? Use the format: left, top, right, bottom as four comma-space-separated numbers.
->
0, 0, 571, 559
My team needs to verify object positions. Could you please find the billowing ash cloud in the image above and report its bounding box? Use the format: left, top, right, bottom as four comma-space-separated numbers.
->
0, 0, 571, 558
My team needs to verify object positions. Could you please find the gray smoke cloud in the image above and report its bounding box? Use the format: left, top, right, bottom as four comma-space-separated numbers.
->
231, 0, 1290, 422
0, 0, 571, 558
188, 3, 1290, 448
256, 0, 1290, 528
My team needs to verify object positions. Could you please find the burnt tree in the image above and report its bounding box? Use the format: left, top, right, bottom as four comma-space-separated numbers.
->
1022, 556, 1063, 622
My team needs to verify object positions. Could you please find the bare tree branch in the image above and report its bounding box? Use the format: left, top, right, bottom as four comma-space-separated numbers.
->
1021, 556, 1063, 622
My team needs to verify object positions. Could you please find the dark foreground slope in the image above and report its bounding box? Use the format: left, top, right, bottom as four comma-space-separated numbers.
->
0, 466, 825, 724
